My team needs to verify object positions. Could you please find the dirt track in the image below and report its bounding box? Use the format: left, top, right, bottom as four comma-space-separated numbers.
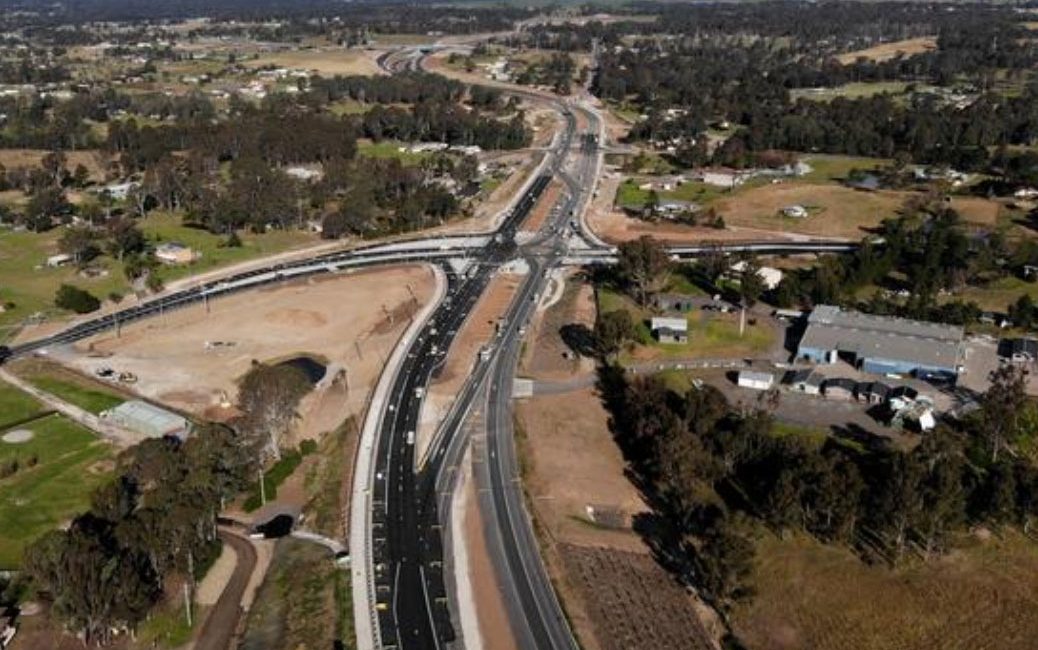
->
194, 529, 258, 650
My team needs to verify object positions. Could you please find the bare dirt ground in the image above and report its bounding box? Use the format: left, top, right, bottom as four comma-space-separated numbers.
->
245, 47, 383, 76
60, 265, 435, 444
515, 387, 720, 650
837, 36, 937, 64
516, 388, 647, 551
713, 184, 1003, 239
520, 274, 597, 381
0, 149, 109, 181
461, 454, 518, 650
561, 544, 716, 650
416, 270, 521, 461
587, 173, 1007, 244
519, 179, 563, 234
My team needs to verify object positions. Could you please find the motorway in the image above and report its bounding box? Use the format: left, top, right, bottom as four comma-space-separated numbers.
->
0, 41, 867, 650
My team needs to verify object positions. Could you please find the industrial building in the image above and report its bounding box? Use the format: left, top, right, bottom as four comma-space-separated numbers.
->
101, 400, 191, 439
796, 305, 963, 380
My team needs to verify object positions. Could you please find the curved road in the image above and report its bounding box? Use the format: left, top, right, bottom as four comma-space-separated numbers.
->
194, 529, 258, 650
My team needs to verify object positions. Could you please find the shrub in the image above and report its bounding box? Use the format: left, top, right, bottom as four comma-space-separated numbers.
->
55, 284, 100, 314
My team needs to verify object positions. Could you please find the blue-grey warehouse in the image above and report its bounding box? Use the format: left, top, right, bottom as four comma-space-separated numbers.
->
796, 305, 963, 379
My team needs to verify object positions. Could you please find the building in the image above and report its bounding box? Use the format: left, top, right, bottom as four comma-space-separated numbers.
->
155, 242, 199, 265
999, 337, 1038, 363
650, 316, 688, 344
46, 253, 72, 267
101, 400, 191, 439
738, 370, 774, 390
728, 260, 784, 291
822, 377, 857, 401
785, 369, 824, 395
797, 305, 963, 379
654, 293, 698, 313
858, 381, 891, 405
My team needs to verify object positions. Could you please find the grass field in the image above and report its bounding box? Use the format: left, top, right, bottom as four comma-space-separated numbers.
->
356, 139, 434, 165
245, 47, 381, 76
0, 413, 113, 568
15, 361, 124, 414
0, 212, 317, 330
0, 382, 44, 428
597, 288, 774, 362
791, 81, 910, 102
733, 529, 1038, 650
615, 178, 735, 209
837, 36, 937, 64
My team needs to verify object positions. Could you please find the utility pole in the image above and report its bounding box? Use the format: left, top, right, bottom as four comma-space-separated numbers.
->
259, 467, 267, 506
740, 306, 746, 338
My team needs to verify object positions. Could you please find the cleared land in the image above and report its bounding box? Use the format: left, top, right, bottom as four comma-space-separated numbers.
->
561, 544, 715, 650
245, 47, 383, 76
0, 413, 112, 567
733, 530, 1038, 650
837, 36, 937, 64
0, 149, 109, 183
62, 265, 434, 436
515, 386, 719, 650
520, 275, 597, 380
790, 81, 910, 102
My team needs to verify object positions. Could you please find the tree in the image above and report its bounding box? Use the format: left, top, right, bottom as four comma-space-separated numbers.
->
58, 224, 100, 266
55, 284, 100, 314
737, 258, 766, 307
980, 365, 1027, 463
237, 362, 311, 462
106, 218, 146, 260
693, 519, 755, 609
595, 309, 636, 359
617, 235, 671, 306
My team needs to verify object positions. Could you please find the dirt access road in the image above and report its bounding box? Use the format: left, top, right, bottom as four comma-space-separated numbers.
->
194, 529, 258, 650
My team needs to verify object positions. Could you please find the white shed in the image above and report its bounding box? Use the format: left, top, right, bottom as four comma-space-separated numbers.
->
738, 370, 774, 391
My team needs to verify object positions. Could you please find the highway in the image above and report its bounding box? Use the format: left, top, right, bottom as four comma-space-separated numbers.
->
0, 40, 869, 650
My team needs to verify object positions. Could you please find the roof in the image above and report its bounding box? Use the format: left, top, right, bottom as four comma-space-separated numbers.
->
650, 316, 688, 332
739, 370, 774, 383
823, 377, 857, 392
104, 400, 188, 437
799, 305, 963, 370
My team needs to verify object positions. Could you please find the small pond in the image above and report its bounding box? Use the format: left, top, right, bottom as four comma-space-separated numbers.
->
276, 356, 327, 385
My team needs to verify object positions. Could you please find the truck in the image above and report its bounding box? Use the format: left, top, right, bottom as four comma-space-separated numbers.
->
406, 431, 415, 445
414, 387, 425, 398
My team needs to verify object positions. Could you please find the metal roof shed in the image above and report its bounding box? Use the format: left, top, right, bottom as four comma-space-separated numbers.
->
102, 400, 191, 439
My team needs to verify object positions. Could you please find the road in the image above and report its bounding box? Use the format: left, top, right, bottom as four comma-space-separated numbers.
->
0, 38, 870, 650
194, 529, 258, 650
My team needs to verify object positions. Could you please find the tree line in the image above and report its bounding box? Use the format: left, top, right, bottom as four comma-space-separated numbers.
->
599, 363, 1038, 622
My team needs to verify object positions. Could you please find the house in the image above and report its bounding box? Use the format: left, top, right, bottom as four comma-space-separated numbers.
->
738, 370, 774, 391
797, 305, 963, 380
650, 316, 688, 344
1014, 187, 1038, 200
101, 400, 191, 439
999, 337, 1038, 364
46, 253, 73, 267
284, 166, 322, 182
979, 312, 1012, 329
822, 377, 857, 401
654, 293, 698, 313
95, 181, 139, 200
782, 204, 808, 219
155, 242, 199, 265
697, 168, 747, 188
785, 369, 823, 395
728, 261, 784, 291
858, 381, 891, 405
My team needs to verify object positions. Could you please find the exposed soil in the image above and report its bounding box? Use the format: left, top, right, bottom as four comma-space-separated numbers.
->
60, 265, 435, 447
837, 36, 937, 64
